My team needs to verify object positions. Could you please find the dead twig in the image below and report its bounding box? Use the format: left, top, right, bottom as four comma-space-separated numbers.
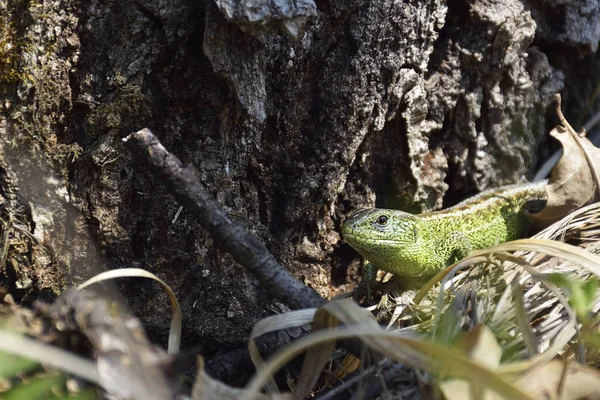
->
124, 128, 325, 310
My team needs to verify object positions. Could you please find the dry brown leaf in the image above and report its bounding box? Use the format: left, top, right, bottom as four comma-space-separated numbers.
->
439, 325, 503, 400
533, 126, 599, 222
515, 360, 600, 400
440, 331, 600, 400
439, 379, 500, 400
453, 325, 502, 370
533, 95, 600, 224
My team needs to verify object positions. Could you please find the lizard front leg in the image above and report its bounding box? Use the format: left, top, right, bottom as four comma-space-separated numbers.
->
435, 231, 474, 268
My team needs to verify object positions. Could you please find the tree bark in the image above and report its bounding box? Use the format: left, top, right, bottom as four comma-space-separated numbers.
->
0, 0, 597, 385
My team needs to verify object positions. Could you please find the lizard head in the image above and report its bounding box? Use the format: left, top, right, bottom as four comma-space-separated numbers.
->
341, 208, 427, 277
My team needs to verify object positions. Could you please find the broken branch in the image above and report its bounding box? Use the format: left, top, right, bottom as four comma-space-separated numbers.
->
124, 128, 325, 310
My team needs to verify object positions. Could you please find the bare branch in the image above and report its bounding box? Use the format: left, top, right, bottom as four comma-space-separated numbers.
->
124, 128, 325, 310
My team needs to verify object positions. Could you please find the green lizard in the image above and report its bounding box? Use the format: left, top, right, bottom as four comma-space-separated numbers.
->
341, 181, 547, 286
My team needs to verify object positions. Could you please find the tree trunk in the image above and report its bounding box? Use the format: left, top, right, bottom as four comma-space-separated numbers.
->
0, 0, 597, 385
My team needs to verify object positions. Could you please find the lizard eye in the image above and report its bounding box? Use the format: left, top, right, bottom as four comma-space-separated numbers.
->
375, 215, 389, 226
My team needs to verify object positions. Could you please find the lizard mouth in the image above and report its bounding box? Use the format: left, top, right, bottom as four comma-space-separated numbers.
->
342, 232, 402, 246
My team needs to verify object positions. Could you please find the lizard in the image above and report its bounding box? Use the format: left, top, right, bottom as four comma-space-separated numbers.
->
341, 181, 548, 287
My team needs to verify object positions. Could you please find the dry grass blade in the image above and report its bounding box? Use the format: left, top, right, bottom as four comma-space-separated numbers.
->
494, 253, 579, 359
248, 309, 317, 394
437, 241, 588, 368
0, 329, 100, 385
412, 256, 490, 305
471, 239, 600, 278
511, 281, 538, 357
241, 300, 534, 400
242, 327, 533, 400
77, 268, 182, 354
294, 308, 340, 399
535, 201, 600, 241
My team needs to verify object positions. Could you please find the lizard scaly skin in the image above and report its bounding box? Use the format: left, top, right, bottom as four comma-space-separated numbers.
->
341, 182, 547, 281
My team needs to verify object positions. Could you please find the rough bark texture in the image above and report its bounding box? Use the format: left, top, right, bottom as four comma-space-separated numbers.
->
0, 0, 597, 385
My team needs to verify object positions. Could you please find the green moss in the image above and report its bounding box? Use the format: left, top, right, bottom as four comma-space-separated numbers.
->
0, 17, 19, 92
0, 6, 34, 99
